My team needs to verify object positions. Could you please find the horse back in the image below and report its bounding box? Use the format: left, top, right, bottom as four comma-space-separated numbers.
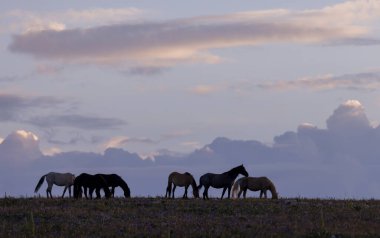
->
200, 173, 230, 188
245, 177, 272, 191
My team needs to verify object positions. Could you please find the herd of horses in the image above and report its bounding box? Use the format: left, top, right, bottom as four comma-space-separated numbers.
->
34, 165, 278, 200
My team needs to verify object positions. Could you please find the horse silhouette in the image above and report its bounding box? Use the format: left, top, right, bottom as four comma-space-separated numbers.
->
95, 174, 130, 198
34, 172, 75, 198
73, 173, 111, 199
165, 172, 199, 199
232, 176, 278, 199
198, 165, 249, 200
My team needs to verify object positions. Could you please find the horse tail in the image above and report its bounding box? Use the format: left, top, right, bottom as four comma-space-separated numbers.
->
231, 179, 241, 199
166, 175, 172, 197
268, 179, 278, 199
34, 174, 47, 193
197, 174, 207, 190
197, 177, 203, 190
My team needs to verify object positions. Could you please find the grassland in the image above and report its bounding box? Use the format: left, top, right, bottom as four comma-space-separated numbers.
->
1, 197, 380, 237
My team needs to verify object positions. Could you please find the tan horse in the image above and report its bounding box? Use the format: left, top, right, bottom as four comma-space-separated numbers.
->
34, 172, 75, 198
232, 176, 278, 199
165, 172, 199, 199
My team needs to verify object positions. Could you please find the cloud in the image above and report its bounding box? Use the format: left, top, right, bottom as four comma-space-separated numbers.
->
0, 130, 42, 165
189, 85, 222, 95
28, 114, 127, 130
326, 100, 371, 133
0, 93, 63, 121
104, 136, 156, 149
188, 81, 252, 95
125, 66, 169, 76
258, 72, 380, 91
5, 8, 144, 33
8, 0, 380, 68
35, 63, 64, 75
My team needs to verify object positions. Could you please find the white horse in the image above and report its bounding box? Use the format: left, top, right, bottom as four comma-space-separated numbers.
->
232, 176, 278, 199
34, 172, 75, 198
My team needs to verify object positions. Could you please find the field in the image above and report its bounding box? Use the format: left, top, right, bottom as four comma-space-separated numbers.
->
1, 197, 380, 237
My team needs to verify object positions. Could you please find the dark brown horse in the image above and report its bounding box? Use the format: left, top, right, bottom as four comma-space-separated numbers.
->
232, 176, 278, 199
165, 172, 199, 199
197, 165, 249, 200
73, 173, 111, 199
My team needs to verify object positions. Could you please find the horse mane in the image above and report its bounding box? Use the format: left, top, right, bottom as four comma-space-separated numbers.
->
116, 175, 131, 196
225, 164, 246, 176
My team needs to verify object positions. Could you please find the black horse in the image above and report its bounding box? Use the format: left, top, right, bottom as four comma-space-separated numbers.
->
94, 174, 131, 198
73, 173, 111, 199
197, 164, 249, 200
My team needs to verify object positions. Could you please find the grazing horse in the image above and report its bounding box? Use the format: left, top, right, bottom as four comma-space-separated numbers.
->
73, 173, 111, 199
232, 176, 278, 199
197, 165, 249, 200
34, 172, 75, 198
95, 174, 130, 198
165, 172, 199, 199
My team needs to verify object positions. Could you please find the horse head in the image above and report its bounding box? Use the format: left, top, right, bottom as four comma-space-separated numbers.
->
124, 188, 131, 198
239, 164, 249, 177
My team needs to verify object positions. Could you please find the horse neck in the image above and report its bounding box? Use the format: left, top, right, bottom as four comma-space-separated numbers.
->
118, 178, 130, 193
226, 167, 242, 179
269, 183, 278, 198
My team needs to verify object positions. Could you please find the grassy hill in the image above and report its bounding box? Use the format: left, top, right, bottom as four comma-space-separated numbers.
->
1, 197, 379, 237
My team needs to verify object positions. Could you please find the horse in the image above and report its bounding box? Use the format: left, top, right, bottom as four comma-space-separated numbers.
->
73, 173, 111, 199
34, 172, 75, 198
94, 174, 130, 198
232, 176, 278, 199
165, 172, 199, 199
197, 164, 249, 200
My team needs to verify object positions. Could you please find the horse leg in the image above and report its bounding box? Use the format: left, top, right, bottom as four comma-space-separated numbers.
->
96, 188, 101, 199
84, 187, 88, 199
46, 183, 53, 198
221, 187, 227, 199
202, 186, 208, 200
264, 190, 268, 199
243, 189, 247, 199
165, 182, 171, 198
172, 185, 176, 199
183, 185, 188, 199
238, 190, 243, 198
227, 186, 232, 199
68, 186, 71, 198
88, 188, 92, 199
62, 186, 67, 198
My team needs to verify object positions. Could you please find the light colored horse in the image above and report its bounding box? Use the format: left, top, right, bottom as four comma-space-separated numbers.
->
34, 172, 75, 198
232, 176, 278, 199
165, 172, 199, 199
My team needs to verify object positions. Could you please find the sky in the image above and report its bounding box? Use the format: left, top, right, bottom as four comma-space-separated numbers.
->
1, 0, 380, 198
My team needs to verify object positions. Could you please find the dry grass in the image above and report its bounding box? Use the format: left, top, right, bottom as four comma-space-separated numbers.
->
1, 197, 380, 237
